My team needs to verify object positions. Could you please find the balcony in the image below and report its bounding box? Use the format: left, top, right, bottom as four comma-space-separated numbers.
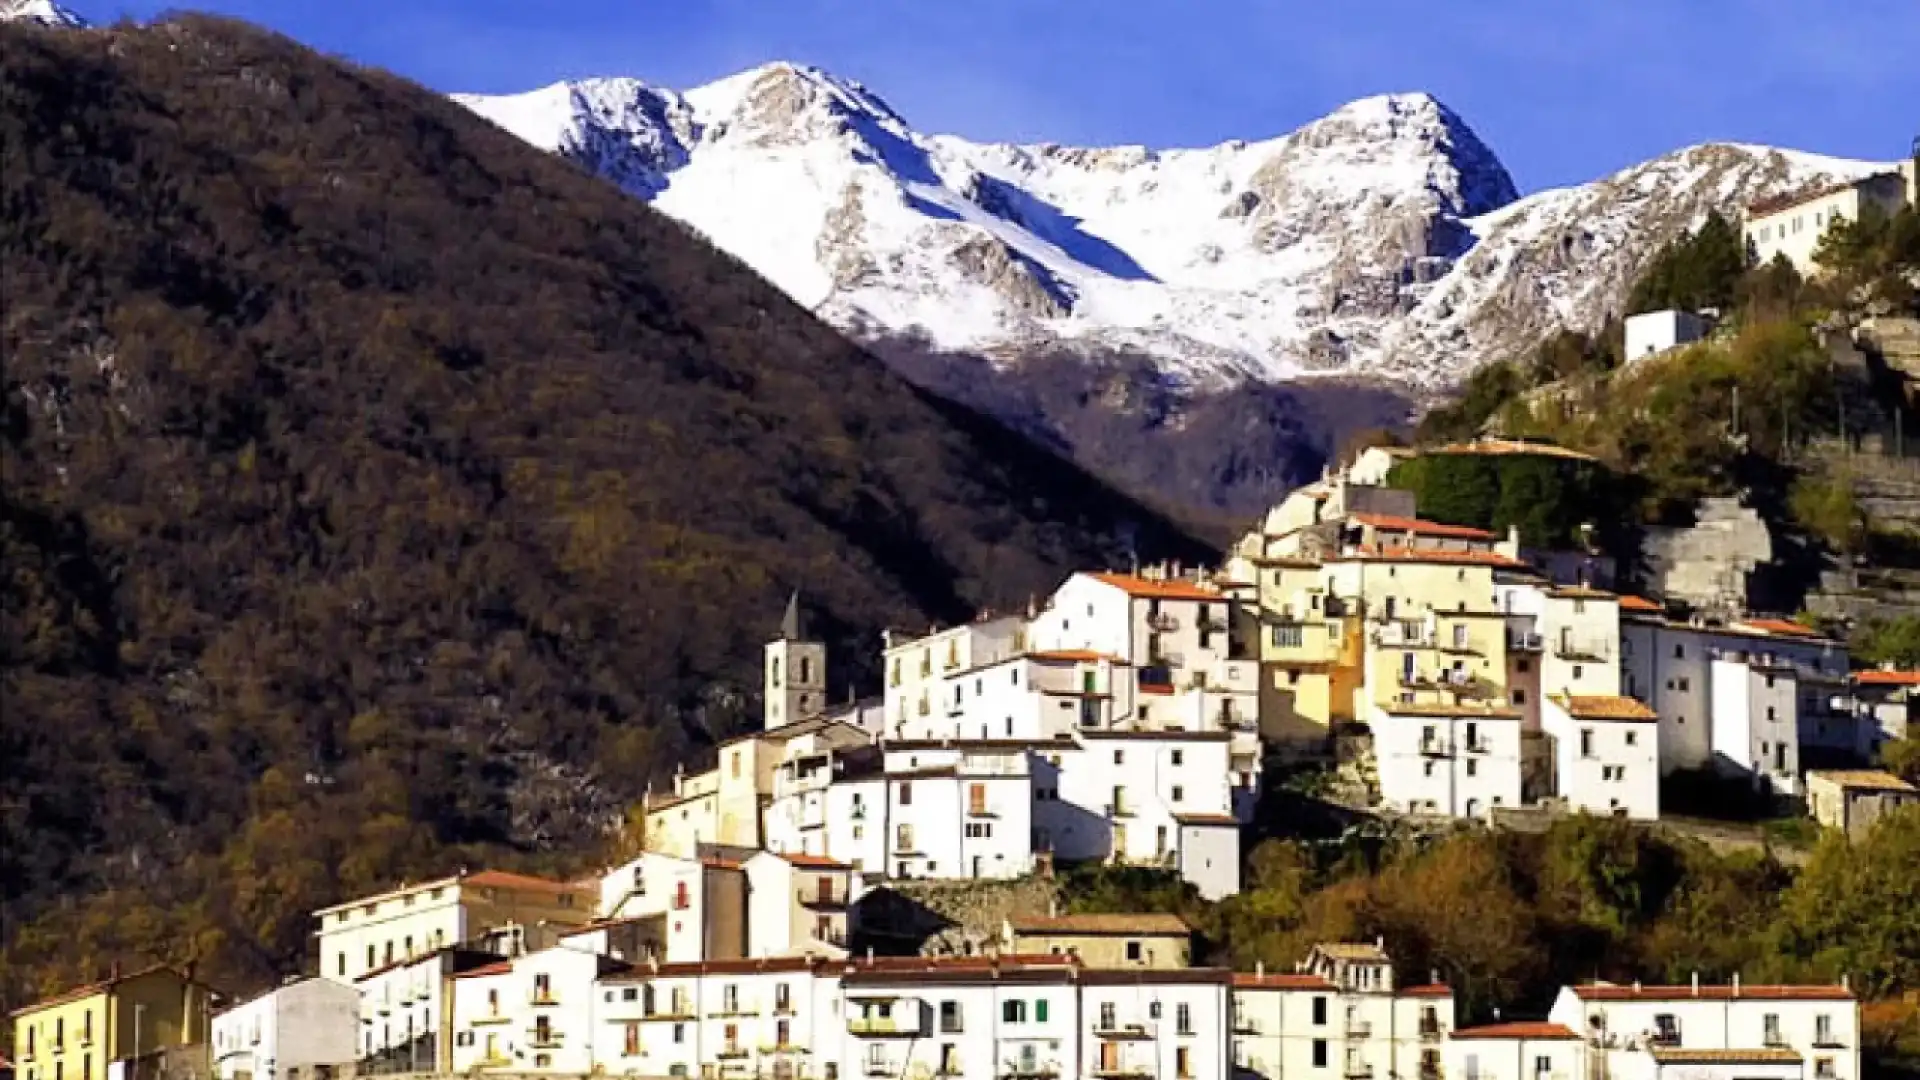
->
646, 1008, 698, 1022
1106, 802, 1135, 819
1345, 1064, 1374, 1079
1553, 637, 1612, 663
1091, 1067, 1154, 1079
849, 1017, 922, 1038
526, 1029, 563, 1049
710, 1004, 760, 1018
1506, 632, 1543, 652
1346, 1021, 1372, 1038
1000, 1066, 1060, 1080
800, 889, 847, 910
716, 1047, 750, 1060
529, 991, 560, 1007
471, 1013, 512, 1026
1460, 738, 1492, 755
864, 1061, 899, 1077
1419, 739, 1452, 757
1420, 1022, 1444, 1042
1232, 1016, 1261, 1036
1148, 613, 1180, 632
1094, 1023, 1152, 1040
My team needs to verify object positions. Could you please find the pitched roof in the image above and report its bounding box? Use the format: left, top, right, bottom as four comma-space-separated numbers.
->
451, 961, 513, 980
1746, 173, 1900, 218
1546, 585, 1616, 600
1617, 595, 1662, 613
1346, 513, 1496, 541
462, 870, 580, 895
603, 956, 828, 981
1650, 1048, 1803, 1065
1007, 913, 1191, 936
1173, 812, 1242, 826
1807, 769, 1917, 793
1380, 703, 1523, 719
1451, 1022, 1580, 1041
1553, 694, 1658, 722
1139, 683, 1176, 696
1232, 972, 1336, 990
1852, 669, 1920, 687
1401, 984, 1454, 998
1084, 573, 1223, 602
7, 965, 207, 1017
1029, 649, 1126, 664
1571, 982, 1853, 1002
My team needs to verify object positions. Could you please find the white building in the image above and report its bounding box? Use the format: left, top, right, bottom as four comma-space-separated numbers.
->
1548, 979, 1859, 1080
594, 851, 747, 963
1374, 704, 1526, 819
1542, 694, 1661, 820
447, 945, 628, 1075
314, 871, 592, 984
1845, 669, 1916, 758
593, 957, 841, 1079
1232, 949, 1454, 1080
740, 851, 855, 957
1445, 1021, 1581, 1080
1624, 310, 1708, 363
211, 979, 358, 1080
1743, 173, 1910, 274
355, 947, 506, 1072
1710, 653, 1806, 796
882, 615, 1028, 740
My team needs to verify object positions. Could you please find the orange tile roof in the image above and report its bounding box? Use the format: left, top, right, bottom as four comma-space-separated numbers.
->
1617, 595, 1662, 613
1553, 694, 1658, 722
1139, 683, 1176, 696
1332, 547, 1529, 569
1381, 703, 1523, 719
462, 870, 580, 896
1733, 617, 1822, 639
1853, 669, 1920, 686
1007, 913, 1190, 936
1232, 972, 1336, 990
1347, 513, 1496, 540
1173, 812, 1242, 826
701, 856, 745, 871
1547, 585, 1616, 600
1452, 1022, 1579, 1041
1402, 984, 1454, 998
1086, 573, 1223, 602
1572, 982, 1853, 1001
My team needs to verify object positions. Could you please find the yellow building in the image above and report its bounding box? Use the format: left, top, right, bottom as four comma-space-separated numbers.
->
314, 870, 592, 983
10, 966, 214, 1080
1235, 554, 1347, 748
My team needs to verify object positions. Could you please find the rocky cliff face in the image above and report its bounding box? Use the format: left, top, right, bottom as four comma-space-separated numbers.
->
450, 66, 1889, 515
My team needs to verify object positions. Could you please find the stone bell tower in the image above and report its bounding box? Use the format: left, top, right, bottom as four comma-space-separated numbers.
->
765, 590, 826, 731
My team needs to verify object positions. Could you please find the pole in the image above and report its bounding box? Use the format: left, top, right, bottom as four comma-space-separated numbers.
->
134, 1004, 144, 1080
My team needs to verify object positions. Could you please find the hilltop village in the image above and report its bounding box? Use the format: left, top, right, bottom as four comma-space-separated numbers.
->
12, 439, 1907, 1080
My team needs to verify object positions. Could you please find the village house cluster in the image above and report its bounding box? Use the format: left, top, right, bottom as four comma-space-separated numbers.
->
9, 441, 1909, 1080
8, 880, 1864, 1080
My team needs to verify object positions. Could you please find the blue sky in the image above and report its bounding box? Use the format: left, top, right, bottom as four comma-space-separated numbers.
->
78, 0, 1917, 191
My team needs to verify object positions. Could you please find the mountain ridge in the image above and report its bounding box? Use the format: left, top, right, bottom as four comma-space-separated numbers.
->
455, 63, 1890, 395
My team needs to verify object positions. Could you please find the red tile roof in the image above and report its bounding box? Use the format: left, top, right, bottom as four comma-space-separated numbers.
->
1086, 573, 1224, 602
452, 961, 513, 980
1853, 669, 1920, 687
1232, 972, 1337, 990
1452, 1022, 1579, 1041
1139, 683, 1176, 696
1617, 595, 1662, 613
1572, 982, 1853, 1001
1030, 649, 1124, 664
1347, 513, 1496, 540
1401, 984, 1454, 998
1732, 618, 1822, 639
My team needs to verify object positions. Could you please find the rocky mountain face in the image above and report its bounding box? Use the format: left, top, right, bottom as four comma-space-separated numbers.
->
455, 65, 1889, 514
0, 0, 84, 26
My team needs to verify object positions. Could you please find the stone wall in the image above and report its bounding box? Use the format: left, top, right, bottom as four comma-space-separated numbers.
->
1638, 498, 1773, 615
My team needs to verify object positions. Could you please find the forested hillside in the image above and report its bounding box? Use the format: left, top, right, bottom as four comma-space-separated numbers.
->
0, 15, 1207, 1005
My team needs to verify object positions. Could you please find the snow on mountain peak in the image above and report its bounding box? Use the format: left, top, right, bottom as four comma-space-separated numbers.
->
0, 0, 87, 27
454, 64, 1892, 391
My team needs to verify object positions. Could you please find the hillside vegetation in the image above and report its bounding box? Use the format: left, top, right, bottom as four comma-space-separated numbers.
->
0, 15, 1208, 1006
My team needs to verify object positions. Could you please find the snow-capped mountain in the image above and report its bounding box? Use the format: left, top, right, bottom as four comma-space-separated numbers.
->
456, 63, 1889, 393
0, 0, 86, 26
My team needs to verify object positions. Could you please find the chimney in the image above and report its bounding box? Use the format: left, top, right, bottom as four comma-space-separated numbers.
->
1049, 895, 1059, 918
646, 954, 658, 973
1691, 971, 1700, 996
1841, 974, 1850, 992
1632, 980, 1641, 992
1732, 972, 1741, 997
865, 947, 875, 965
1257, 961, 1266, 979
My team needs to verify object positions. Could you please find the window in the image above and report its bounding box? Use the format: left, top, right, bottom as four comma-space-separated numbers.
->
1625, 730, 1637, 746
1171, 785, 1185, 803
672, 1023, 685, 1045
1313, 997, 1328, 1025
1171, 749, 1184, 766
1513, 689, 1526, 705
1099, 1003, 1117, 1030
1764, 1013, 1782, 1045
969, 783, 987, 816
896, 824, 915, 851
899, 782, 913, 806
1313, 1040, 1329, 1069
337, 953, 346, 977
1035, 999, 1049, 1022
1466, 759, 1478, 777
1114, 749, 1125, 765
1176, 1048, 1193, 1078
940, 1000, 962, 1033
1516, 659, 1529, 673
731, 751, 742, 778
1653, 1014, 1680, 1044
1816, 1014, 1835, 1045
1580, 729, 1595, 758
624, 1022, 640, 1056
1126, 941, 1143, 962
1272, 625, 1304, 648
1673, 643, 1685, 659
1177, 1003, 1193, 1036
723, 985, 739, 1013
1003, 1000, 1027, 1023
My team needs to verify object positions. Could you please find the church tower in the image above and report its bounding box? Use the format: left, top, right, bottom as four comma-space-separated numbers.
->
765, 591, 827, 731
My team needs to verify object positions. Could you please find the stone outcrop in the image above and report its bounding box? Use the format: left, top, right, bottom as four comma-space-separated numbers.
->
1639, 499, 1773, 616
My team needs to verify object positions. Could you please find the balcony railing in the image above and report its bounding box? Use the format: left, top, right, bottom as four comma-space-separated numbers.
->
1148, 613, 1180, 632
800, 890, 847, 910
526, 1029, 563, 1048
1419, 739, 1451, 757
715, 1047, 750, 1060
849, 1017, 921, 1037
1346, 1020, 1372, 1038
999, 1065, 1061, 1080
1345, 1063, 1374, 1079
529, 990, 559, 1006
1091, 1068, 1154, 1080
1094, 1023, 1152, 1040
1553, 638, 1612, 662
864, 1061, 898, 1077
1420, 1021, 1444, 1041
